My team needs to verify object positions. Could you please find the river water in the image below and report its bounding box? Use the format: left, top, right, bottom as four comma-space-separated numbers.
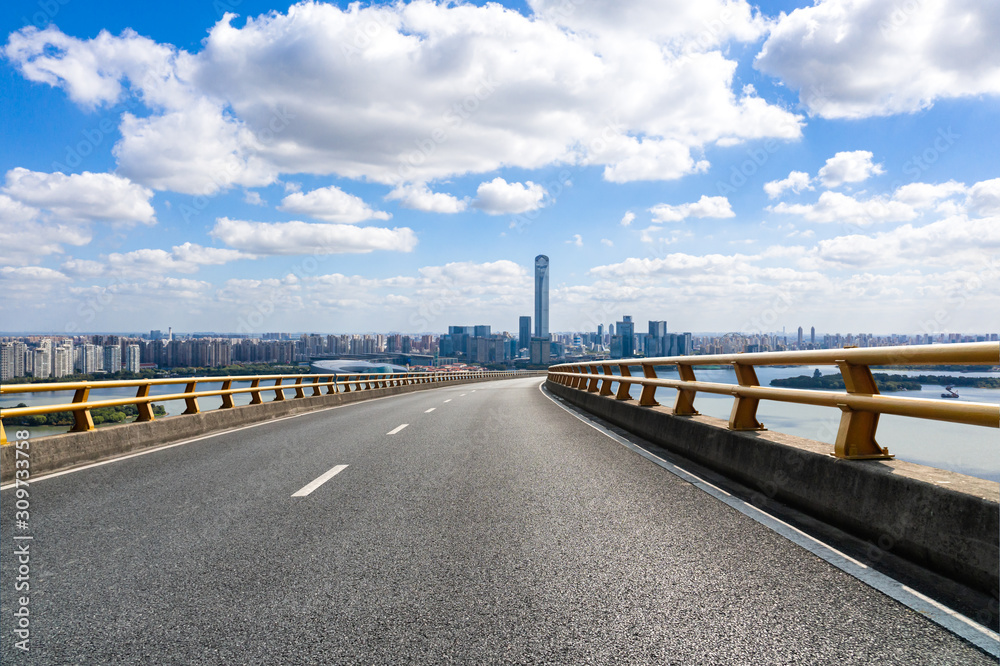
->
3, 370, 998, 482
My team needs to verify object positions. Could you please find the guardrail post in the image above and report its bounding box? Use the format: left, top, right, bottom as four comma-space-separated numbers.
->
834, 361, 893, 459
326, 375, 337, 394
294, 376, 306, 399
599, 364, 614, 396
639, 364, 659, 406
615, 364, 632, 400
183, 382, 200, 415
220, 380, 235, 409
729, 363, 764, 430
71, 387, 95, 432
135, 383, 155, 421
272, 378, 285, 402
673, 364, 699, 416
587, 366, 600, 393
310, 376, 322, 397
249, 378, 262, 404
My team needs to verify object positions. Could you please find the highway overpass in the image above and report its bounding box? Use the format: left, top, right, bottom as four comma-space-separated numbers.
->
1, 374, 997, 663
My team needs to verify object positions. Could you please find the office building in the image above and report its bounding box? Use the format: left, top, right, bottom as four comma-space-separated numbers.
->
530, 337, 550, 365
618, 316, 635, 357
534, 255, 549, 339
519, 316, 531, 351
530, 254, 551, 365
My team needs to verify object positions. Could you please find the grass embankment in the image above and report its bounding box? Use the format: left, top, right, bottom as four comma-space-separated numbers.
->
4, 403, 168, 427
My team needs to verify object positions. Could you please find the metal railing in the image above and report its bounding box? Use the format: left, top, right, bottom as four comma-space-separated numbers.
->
0, 370, 517, 445
547, 342, 999, 459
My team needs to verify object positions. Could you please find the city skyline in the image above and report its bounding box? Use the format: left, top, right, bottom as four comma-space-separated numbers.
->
1, 1, 998, 335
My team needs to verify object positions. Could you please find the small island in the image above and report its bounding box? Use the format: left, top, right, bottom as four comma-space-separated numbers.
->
770, 370, 1000, 392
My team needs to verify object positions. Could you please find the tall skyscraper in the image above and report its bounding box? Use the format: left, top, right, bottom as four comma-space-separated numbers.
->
618, 315, 635, 357
797, 326, 804, 347
810, 326, 816, 345
534, 255, 549, 339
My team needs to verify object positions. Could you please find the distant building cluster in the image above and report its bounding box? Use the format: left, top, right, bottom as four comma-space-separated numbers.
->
0, 336, 143, 381
2, 255, 997, 379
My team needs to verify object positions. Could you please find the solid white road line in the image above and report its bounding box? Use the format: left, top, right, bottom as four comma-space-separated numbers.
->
292, 464, 348, 497
387, 424, 409, 435
424, 408, 436, 413
537, 382, 1000, 658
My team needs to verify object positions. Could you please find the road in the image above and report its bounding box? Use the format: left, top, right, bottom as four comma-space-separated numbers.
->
1, 376, 994, 664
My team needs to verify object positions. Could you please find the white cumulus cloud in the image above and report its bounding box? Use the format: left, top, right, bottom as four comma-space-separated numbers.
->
210, 217, 416, 255
62, 243, 254, 277
279, 185, 391, 223
817, 151, 884, 188
2, 168, 155, 225
755, 0, 1000, 119
386, 183, 467, 214
472, 178, 546, 215
764, 170, 812, 199
5, 2, 803, 194
967, 178, 1000, 217
650, 195, 735, 223
770, 191, 915, 226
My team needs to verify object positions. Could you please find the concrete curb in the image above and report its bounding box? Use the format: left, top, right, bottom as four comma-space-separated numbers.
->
1, 375, 513, 484
547, 380, 1000, 598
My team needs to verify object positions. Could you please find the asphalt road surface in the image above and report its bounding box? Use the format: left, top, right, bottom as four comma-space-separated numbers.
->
1, 377, 994, 664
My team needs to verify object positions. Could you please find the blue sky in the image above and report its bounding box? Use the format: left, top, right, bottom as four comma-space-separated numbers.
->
1, 0, 998, 336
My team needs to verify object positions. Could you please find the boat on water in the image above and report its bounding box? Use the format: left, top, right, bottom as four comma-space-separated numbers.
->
941, 386, 959, 399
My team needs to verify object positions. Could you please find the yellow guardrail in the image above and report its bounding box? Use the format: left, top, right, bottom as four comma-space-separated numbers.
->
0, 370, 518, 445
547, 342, 999, 460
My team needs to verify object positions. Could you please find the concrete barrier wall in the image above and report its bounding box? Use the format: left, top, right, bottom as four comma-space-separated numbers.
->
547, 380, 1000, 597
1, 375, 516, 484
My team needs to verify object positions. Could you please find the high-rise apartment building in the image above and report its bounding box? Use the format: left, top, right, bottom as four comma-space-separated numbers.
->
53, 345, 72, 378
80, 344, 102, 373
126, 344, 141, 373
0, 343, 14, 381
103, 345, 121, 374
